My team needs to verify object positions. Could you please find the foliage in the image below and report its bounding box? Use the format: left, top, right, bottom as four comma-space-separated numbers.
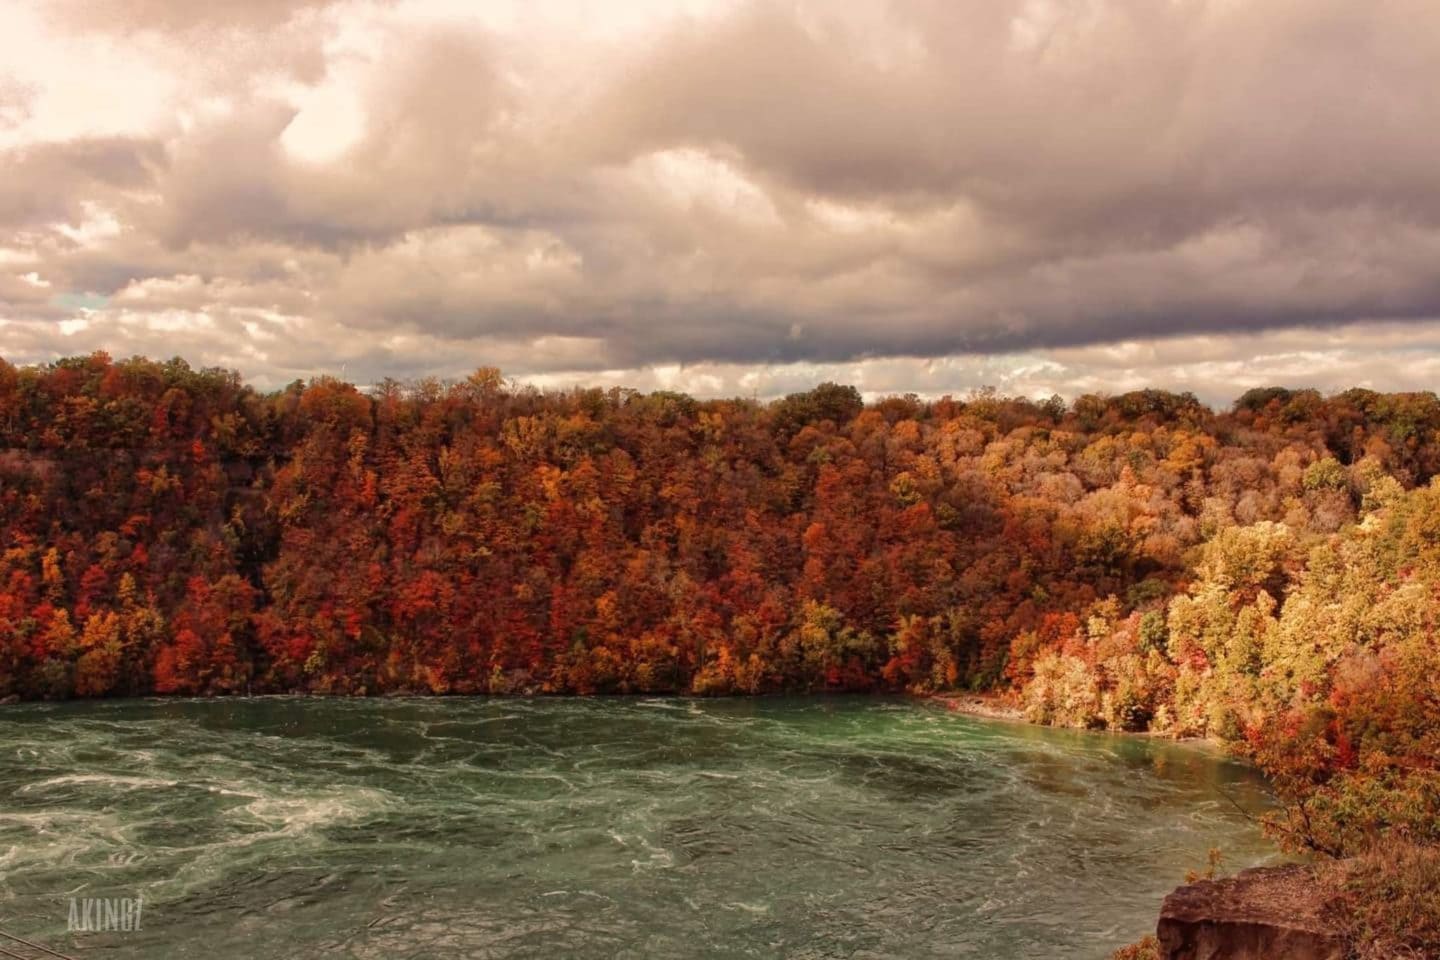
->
3, 352, 1440, 752
1322, 840, 1440, 960
1109, 936, 1160, 960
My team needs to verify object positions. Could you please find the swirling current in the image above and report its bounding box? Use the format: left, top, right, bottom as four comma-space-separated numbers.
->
0, 697, 1275, 958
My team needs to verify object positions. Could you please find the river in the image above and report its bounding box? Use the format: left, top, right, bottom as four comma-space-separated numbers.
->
0, 697, 1275, 958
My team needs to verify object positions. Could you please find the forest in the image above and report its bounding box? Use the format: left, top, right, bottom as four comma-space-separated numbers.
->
2, 352, 1438, 951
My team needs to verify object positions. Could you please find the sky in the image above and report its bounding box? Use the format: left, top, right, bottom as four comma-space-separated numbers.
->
1, 0, 1438, 404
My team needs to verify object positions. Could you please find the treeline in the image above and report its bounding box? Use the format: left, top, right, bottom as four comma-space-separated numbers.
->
2, 352, 1437, 711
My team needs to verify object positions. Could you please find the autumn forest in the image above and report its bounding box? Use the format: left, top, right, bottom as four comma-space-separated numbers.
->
3, 353, 1439, 882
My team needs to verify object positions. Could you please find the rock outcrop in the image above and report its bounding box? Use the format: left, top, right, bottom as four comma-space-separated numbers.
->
1157, 864, 1344, 960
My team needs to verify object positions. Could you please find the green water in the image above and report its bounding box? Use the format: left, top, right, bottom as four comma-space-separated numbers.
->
0, 697, 1275, 958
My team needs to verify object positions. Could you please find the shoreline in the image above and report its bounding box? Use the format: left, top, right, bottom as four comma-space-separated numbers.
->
4, 689, 1220, 749
929, 692, 1218, 747
928, 692, 1027, 723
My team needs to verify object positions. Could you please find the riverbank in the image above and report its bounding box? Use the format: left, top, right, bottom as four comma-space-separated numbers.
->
929, 692, 1026, 722
932, 692, 1223, 747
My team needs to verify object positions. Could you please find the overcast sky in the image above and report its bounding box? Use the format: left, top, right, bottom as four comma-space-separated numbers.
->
2, 0, 1438, 403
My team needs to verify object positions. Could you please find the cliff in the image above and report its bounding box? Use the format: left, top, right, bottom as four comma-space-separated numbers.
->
1156, 864, 1343, 960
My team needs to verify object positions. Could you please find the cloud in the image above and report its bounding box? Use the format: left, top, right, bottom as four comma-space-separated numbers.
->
44, 0, 349, 34
0, 137, 162, 230
2, 0, 1439, 400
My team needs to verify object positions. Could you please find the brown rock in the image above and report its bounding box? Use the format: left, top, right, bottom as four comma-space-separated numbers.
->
1157, 864, 1344, 960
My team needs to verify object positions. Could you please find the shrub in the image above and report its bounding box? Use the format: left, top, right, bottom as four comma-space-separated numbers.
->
1110, 935, 1160, 960
1322, 840, 1440, 960
1022, 652, 1101, 728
